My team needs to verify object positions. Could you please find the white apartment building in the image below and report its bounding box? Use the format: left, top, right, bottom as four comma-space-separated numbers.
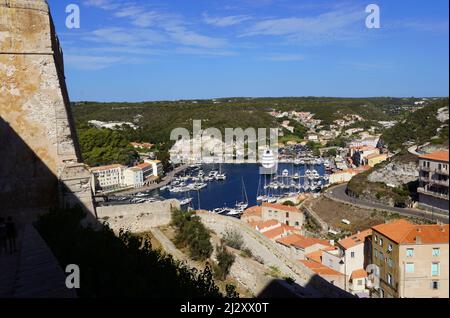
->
123, 167, 144, 188
144, 159, 164, 177
90, 164, 125, 192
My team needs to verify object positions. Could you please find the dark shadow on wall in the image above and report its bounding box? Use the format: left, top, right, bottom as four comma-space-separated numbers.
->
0, 116, 93, 222
257, 276, 355, 299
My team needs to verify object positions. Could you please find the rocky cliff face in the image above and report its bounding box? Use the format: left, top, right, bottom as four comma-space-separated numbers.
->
0, 0, 94, 220
367, 160, 419, 187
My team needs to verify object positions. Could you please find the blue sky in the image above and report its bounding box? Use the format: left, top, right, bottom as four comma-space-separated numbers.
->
48, 0, 449, 101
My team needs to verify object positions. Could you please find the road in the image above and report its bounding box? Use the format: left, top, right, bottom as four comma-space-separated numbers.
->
325, 183, 448, 224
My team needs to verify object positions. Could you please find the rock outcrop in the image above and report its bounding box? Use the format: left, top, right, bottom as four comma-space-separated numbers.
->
0, 0, 94, 220
367, 160, 419, 187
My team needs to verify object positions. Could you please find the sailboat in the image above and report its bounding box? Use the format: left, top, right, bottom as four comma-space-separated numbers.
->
235, 178, 249, 210
216, 163, 226, 180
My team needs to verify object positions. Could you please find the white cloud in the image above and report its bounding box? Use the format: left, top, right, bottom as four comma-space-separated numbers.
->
65, 55, 125, 70
83, 0, 119, 10
203, 13, 252, 27
262, 54, 305, 62
240, 7, 366, 44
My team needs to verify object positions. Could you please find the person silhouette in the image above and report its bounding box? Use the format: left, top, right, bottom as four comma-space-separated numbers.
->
0, 217, 7, 255
6, 217, 17, 254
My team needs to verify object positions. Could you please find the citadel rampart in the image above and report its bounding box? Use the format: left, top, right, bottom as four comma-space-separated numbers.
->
0, 0, 94, 220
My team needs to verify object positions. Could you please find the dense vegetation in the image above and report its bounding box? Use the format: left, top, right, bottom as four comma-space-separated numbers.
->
71, 97, 446, 165
36, 207, 222, 297
78, 128, 139, 166
381, 99, 449, 151
172, 209, 213, 261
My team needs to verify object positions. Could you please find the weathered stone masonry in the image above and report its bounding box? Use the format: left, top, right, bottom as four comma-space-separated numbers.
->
0, 0, 94, 220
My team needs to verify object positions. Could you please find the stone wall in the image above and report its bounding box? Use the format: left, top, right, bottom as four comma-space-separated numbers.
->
96, 199, 181, 233
0, 0, 94, 220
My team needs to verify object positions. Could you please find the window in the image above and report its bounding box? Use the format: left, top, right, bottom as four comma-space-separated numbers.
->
351, 252, 355, 258
388, 258, 393, 268
286, 212, 289, 218
286, 221, 290, 226
295, 222, 299, 226
379, 238, 383, 247
374, 249, 378, 258
406, 248, 414, 257
405, 263, 415, 273
431, 263, 440, 276
432, 248, 440, 257
432, 281, 440, 290
380, 252, 384, 261
374, 236, 378, 243
358, 279, 363, 286
387, 244, 393, 252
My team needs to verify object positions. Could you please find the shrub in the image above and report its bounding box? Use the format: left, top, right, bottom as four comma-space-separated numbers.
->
225, 284, 240, 298
172, 209, 213, 261
222, 228, 245, 250
240, 248, 253, 258
214, 244, 236, 281
282, 201, 296, 206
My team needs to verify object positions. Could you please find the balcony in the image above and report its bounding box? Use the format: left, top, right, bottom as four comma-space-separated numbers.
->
418, 187, 449, 200
431, 179, 450, 187
436, 168, 450, 176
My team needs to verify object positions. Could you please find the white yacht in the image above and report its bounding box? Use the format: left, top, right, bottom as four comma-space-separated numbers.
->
180, 197, 193, 206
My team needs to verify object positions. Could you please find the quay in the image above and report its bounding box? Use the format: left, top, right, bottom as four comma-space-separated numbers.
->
103, 164, 189, 197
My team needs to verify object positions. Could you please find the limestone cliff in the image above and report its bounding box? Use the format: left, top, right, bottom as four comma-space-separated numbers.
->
0, 0, 94, 220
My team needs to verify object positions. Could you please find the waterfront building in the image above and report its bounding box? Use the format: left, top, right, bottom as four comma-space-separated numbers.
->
123, 167, 144, 188
417, 151, 449, 213
350, 146, 380, 167
144, 159, 164, 177
371, 219, 449, 298
261, 203, 304, 229
329, 166, 371, 185
90, 164, 126, 192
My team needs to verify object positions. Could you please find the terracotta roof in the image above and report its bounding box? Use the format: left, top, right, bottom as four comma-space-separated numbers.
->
90, 164, 124, 172
351, 269, 368, 280
305, 250, 323, 263
338, 229, 372, 250
262, 226, 288, 240
262, 202, 301, 213
372, 220, 449, 245
249, 219, 279, 231
299, 260, 343, 276
419, 151, 449, 162
305, 246, 337, 263
277, 234, 331, 249
242, 206, 262, 218
367, 153, 387, 160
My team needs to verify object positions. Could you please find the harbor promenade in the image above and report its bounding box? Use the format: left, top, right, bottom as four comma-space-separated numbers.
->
107, 164, 189, 196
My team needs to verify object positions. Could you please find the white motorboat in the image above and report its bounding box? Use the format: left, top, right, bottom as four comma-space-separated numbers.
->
282, 169, 289, 177
293, 173, 300, 180
180, 197, 193, 206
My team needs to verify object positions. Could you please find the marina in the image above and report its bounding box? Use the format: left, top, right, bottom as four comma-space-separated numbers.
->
106, 161, 329, 218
